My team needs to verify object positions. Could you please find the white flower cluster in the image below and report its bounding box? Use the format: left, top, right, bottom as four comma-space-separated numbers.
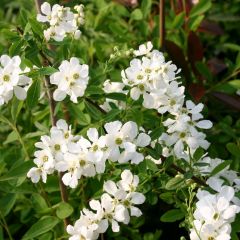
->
190, 186, 240, 240
37, 2, 84, 41
159, 100, 212, 159
27, 120, 150, 188
67, 170, 145, 240
0, 55, 31, 105
105, 42, 212, 159
50, 57, 89, 103
121, 41, 181, 110
116, 42, 240, 239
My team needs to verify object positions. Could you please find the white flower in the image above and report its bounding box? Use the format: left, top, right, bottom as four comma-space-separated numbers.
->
27, 167, 48, 183
104, 121, 150, 164
133, 42, 153, 57
50, 57, 89, 103
0, 55, 31, 105
37, 2, 85, 41
67, 170, 145, 238
87, 128, 109, 173
190, 186, 240, 240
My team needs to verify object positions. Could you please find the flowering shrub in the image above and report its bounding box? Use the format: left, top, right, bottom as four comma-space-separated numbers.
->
0, 0, 240, 240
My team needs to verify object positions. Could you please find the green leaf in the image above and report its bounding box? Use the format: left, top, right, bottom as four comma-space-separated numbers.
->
32, 194, 49, 213
22, 216, 59, 240
84, 100, 103, 121
226, 143, 240, 157
0, 161, 33, 181
193, 147, 205, 161
11, 98, 23, 123
68, 104, 91, 126
37, 67, 58, 76
228, 80, 240, 90
86, 85, 104, 95
29, 18, 43, 36
56, 202, 73, 219
149, 127, 164, 141
160, 209, 184, 222
172, 12, 185, 29
19, 9, 29, 28
0, 194, 16, 216
188, 15, 204, 31
165, 176, 185, 190
9, 39, 25, 56
103, 109, 121, 122
3, 131, 18, 145
189, 0, 212, 18
131, 9, 143, 21
146, 159, 159, 172
223, 43, 240, 52
210, 160, 231, 177
195, 62, 212, 81
106, 93, 126, 102
141, 0, 152, 19
26, 79, 41, 109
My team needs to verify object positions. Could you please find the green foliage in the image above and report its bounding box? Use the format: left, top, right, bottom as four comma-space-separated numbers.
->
0, 0, 239, 239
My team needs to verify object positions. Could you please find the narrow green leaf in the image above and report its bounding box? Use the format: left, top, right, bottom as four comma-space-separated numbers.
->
141, 0, 152, 19
223, 43, 240, 52
0, 194, 16, 216
228, 80, 240, 90
11, 98, 23, 122
172, 12, 185, 29
160, 209, 184, 222
165, 176, 185, 190
189, 0, 212, 18
188, 15, 204, 31
3, 131, 18, 145
84, 100, 103, 121
29, 18, 43, 36
226, 143, 240, 157
210, 160, 231, 177
22, 216, 59, 240
106, 93, 126, 102
0, 161, 33, 181
195, 62, 212, 81
26, 79, 41, 109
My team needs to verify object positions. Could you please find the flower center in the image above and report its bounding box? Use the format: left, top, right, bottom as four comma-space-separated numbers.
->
138, 84, 145, 91
79, 159, 86, 167
170, 99, 176, 106
101, 146, 108, 152
92, 145, 98, 151
137, 74, 143, 80
115, 138, 123, 145
43, 156, 49, 162
73, 73, 80, 79
3, 75, 10, 82
123, 200, 130, 207
145, 68, 151, 74
213, 213, 219, 220
179, 132, 186, 138
64, 132, 70, 139
54, 144, 61, 151
208, 237, 215, 240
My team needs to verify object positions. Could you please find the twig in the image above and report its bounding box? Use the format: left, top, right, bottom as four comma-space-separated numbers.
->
159, 0, 165, 49
171, 163, 207, 187
34, 0, 70, 228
